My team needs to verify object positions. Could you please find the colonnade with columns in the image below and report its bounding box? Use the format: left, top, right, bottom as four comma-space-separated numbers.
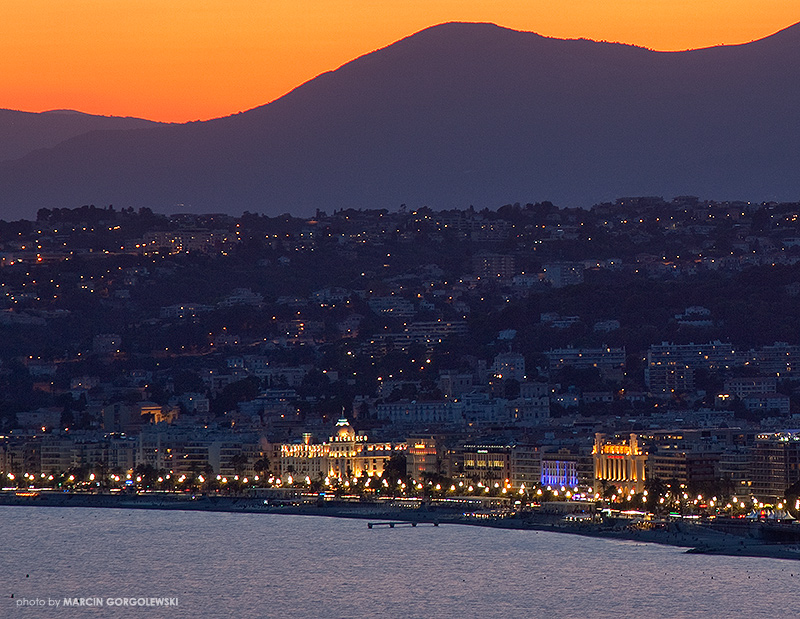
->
593, 433, 647, 494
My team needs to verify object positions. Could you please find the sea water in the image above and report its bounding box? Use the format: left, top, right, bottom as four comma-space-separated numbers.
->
0, 506, 795, 618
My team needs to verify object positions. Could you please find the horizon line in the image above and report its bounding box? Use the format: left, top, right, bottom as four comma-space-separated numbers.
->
3, 19, 798, 125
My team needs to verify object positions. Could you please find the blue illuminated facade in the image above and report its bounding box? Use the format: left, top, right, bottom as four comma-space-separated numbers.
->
540, 459, 578, 488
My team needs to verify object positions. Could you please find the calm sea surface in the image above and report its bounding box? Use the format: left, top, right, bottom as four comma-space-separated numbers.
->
0, 505, 796, 618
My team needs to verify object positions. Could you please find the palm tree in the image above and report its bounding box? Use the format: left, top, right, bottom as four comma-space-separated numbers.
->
230, 453, 250, 476
253, 457, 271, 480
92, 459, 109, 491
645, 476, 666, 515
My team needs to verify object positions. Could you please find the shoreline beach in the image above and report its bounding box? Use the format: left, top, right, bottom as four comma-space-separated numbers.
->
3, 491, 800, 561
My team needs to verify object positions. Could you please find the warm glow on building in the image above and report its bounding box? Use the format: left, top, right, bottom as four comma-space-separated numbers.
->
593, 433, 647, 494
280, 419, 404, 481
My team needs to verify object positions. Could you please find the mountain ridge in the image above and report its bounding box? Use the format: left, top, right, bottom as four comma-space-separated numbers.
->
1, 21, 799, 220
0, 108, 164, 164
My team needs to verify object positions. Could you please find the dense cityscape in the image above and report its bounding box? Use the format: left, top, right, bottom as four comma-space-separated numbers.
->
5, 6, 800, 615
3, 197, 800, 523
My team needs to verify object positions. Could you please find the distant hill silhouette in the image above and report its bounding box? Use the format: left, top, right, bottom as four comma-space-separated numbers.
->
1, 22, 799, 220
0, 109, 163, 163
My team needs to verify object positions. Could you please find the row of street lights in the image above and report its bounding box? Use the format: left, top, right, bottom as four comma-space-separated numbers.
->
2, 470, 788, 516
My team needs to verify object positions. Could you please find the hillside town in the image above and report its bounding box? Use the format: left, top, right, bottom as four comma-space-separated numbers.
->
3, 197, 800, 514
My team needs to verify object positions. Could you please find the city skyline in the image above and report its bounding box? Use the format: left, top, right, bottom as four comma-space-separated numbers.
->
4, 3, 800, 610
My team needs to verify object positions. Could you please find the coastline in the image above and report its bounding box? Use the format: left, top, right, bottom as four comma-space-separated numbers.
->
3, 491, 800, 561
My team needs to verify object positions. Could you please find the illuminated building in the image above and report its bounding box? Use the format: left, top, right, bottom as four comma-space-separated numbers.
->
541, 458, 577, 489
280, 434, 329, 479
540, 447, 593, 490
593, 433, 647, 494
103, 401, 178, 433
461, 441, 513, 487
460, 441, 538, 489
539, 448, 579, 488
279, 419, 404, 480
327, 419, 401, 478
406, 436, 440, 478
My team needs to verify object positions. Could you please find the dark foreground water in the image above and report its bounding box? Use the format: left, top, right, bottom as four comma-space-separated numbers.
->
0, 506, 796, 618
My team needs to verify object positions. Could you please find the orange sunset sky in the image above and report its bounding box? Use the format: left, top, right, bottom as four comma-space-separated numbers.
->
2, 1, 798, 123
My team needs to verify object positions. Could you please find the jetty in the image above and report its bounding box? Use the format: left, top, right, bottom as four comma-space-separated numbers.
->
367, 521, 439, 529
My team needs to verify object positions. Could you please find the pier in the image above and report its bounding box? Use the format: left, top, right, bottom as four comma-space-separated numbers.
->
367, 521, 439, 529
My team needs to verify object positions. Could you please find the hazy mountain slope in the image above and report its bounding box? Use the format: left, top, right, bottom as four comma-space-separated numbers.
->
1, 22, 799, 219
0, 109, 164, 163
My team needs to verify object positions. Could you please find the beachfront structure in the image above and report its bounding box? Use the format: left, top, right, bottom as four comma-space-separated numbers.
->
644, 429, 722, 489
593, 433, 648, 494
327, 419, 399, 479
541, 457, 578, 489
279, 434, 329, 479
458, 441, 539, 490
137, 426, 263, 477
749, 432, 800, 503
540, 447, 595, 490
406, 436, 440, 479
279, 419, 405, 481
